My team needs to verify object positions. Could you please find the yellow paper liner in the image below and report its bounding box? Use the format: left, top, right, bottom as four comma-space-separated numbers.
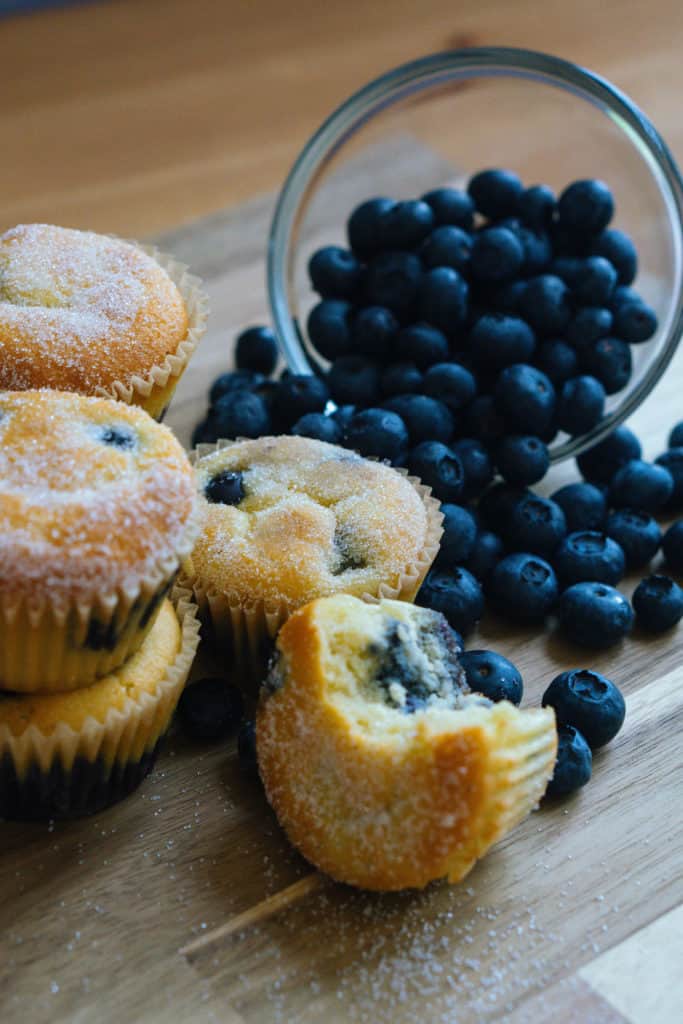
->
97, 241, 209, 420
181, 438, 443, 686
0, 481, 201, 694
0, 586, 200, 787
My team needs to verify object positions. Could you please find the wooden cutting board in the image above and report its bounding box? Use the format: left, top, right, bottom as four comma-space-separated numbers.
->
2, 140, 682, 1024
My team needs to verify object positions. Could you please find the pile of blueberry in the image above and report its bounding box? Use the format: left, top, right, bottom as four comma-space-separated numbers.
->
195, 169, 658, 493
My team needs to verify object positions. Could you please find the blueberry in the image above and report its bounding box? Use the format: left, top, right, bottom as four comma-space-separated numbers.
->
351, 305, 399, 360
545, 725, 593, 798
330, 403, 356, 432
565, 307, 613, 350
553, 531, 625, 587
433, 504, 478, 568
327, 356, 380, 406
582, 337, 632, 395
556, 375, 605, 436
234, 325, 279, 376
465, 529, 504, 582
420, 226, 472, 272
211, 390, 271, 439
423, 362, 477, 411
669, 422, 683, 449
489, 552, 559, 623
558, 582, 633, 648
506, 493, 567, 557
191, 418, 216, 447
274, 373, 330, 427
662, 520, 683, 573
205, 470, 245, 506
396, 323, 450, 369
418, 266, 469, 334
421, 187, 475, 229
468, 168, 523, 218
468, 313, 536, 371
551, 482, 607, 533
519, 274, 572, 336
380, 199, 435, 249
406, 441, 464, 503
291, 412, 342, 444
518, 184, 556, 230
237, 719, 258, 775
609, 284, 640, 311
209, 369, 265, 405
504, 223, 552, 274
365, 250, 423, 319
460, 650, 523, 705
380, 361, 423, 397
654, 448, 683, 511
470, 227, 524, 282
632, 574, 683, 632
99, 425, 136, 450
605, 509, 661, 569
452, 438, 494, 498
613, 300, 658, 343
344, 408, 409, 461
307, 300, 353, 361
383, 394, 454, 445
558, 179, 614, 236
589, 229, 637, 285
542, 669, 625, 749
497, 435, 549, 486
477, 482, 530, 531
177, 678, 244, 743
534, 339, 579, 385
576, 425, 642, 484
571, 257, 618, 306
462, 394, 506, 445
347, 196, 395, 258
494, 364, 556, 434
609, 459, 674, 513
308, 246, 362, 299
416, 567, 484, 634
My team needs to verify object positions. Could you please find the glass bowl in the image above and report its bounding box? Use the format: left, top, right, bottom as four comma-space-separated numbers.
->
267, 47, 683, 462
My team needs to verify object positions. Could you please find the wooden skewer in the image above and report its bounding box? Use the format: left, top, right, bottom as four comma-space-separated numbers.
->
180, 872, 326, 960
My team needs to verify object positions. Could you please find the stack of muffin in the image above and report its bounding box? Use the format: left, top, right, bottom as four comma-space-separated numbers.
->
0, 224, 208, 819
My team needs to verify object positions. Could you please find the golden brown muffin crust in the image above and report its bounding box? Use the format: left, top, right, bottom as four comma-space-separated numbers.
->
0, 390, 198, 607
0, 224, 188, 394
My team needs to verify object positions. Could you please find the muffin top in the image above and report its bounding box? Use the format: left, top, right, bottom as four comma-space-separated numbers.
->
0, 599, 181, 738
0, 224, 188, 394
188, 435, 433, 609
0, 391, 198, 608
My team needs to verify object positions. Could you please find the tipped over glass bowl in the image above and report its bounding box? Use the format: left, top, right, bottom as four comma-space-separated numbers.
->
267, 47, 683, 463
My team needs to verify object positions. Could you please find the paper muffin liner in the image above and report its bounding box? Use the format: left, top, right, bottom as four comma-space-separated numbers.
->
181, 438, 444, 689
0, 586, 200, 820
0, 487, 201, 694
98, 241, 209, 421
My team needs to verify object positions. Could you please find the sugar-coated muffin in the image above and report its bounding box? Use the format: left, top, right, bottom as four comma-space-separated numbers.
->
257, 594, 557, 891
0, 224, 208, 418
183, 436, 443, 679
0, 591, 200, 820
0, 390, 199, 692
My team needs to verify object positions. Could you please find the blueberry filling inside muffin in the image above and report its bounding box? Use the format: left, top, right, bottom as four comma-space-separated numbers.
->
205, 470, 245, 505
98, 424, 137, 450
331, 527, 367, 575
367, 610, 473, 713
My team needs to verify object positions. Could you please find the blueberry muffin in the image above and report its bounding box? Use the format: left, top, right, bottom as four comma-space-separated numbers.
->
0, 224, 208, 418
0, 591, 200, 820
0, 390, 199, 692
257, 594, 557, 891
183, 435, 443, 678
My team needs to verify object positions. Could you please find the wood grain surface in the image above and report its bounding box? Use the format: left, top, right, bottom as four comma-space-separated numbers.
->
1, 1, 683, 1021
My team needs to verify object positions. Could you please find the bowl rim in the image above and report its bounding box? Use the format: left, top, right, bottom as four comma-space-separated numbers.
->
267, 46, 683, 463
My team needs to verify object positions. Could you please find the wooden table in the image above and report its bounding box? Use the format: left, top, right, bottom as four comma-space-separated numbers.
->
2, 2, 683, 1022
